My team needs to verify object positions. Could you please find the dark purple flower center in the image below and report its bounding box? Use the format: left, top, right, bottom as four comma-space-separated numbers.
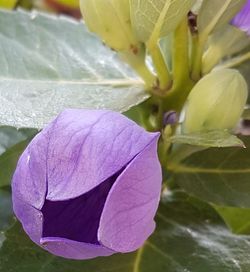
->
41, 169, 123, 244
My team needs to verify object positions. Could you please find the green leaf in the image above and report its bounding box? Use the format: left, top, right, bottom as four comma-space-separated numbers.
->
0, 9, 149, 129
198, 0, 245, 38
0, 126, 36, 188
0, 139, 32, 188
130, 0, 195, 44
215, 205, 250, 235
169, 130, 244, 148
169, 136, 250, 208
0, 126, 36, 155
0, 189, 13, 231
2, 192, 250, 271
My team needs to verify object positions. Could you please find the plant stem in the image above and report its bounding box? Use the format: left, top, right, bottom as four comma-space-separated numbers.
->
217, 51, 250, 69
162, 78, 195, 113
119, 49, 156, 90
191, 34, 204, 81
154, 98, 164, 130
172, 17, 190, 86
147, 42, 172, 91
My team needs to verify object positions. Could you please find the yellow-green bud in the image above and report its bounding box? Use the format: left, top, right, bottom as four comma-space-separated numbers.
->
183, 69, 248, 133
80, 0, 140, 53
0, 0, 17, 9
55, 0, 79, 8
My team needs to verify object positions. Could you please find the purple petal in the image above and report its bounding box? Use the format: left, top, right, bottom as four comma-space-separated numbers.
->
12, 127, 51, 209
98, 136, 161, 252
12, 196, 43, 245
45, 109, 157, 201
232, 0, 250, 35
40, 237, 114, 260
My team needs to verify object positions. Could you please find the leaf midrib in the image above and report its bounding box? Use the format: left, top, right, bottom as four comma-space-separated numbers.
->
0, 78, 143, 86
148, 0, 172, 46
169, 164, 250, 174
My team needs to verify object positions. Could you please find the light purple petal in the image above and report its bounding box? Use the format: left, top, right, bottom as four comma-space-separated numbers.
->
40, 237, 114, 260
45, 109, 157, 201
12, 196, 43, 245
232, 0, 250, 35
98, 136, 161, 253
12, 127, 50, 209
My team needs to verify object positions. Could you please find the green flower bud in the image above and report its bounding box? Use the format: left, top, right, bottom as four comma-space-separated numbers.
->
80, 0, 140, 52
55, 0, 79, 9
1, 0, 17, 9
183, 69, 248, 133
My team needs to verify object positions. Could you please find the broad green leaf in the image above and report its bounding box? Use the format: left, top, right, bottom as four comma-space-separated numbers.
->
0, 139, 32, 188
0, 189, 13, 231
0, 126, 36, 155
0, 0, 17, 9
2, 192, 250, 271
130, 0, 195, 44
169, 130, 244, 148
0, 9, 149, 129
215, 205, 250, 234
169, 136, 250, 208
0, 126, 37, 188
198, 0, 245, 38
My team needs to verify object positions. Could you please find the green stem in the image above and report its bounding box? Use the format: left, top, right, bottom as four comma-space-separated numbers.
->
119, 49, 156, 90
155, 98, 164, 130
217, 51, 250, 69
162, 78, 195, 113
158, 125, 174, 166
172, 17, 190, 86
147, 42, 172, 91
191, 35, 205, 81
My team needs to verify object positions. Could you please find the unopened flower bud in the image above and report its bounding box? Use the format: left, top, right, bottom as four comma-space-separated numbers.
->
12, 109, 161, 260
1, 0, 17, 9
80, 0, 140, 53
183, 69, 248, 133
163, 111, 178, 126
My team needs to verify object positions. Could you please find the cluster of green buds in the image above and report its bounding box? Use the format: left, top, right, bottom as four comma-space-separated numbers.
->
80, 0, 155, 89
80, 0, 249, 138
80, 0, 195, 90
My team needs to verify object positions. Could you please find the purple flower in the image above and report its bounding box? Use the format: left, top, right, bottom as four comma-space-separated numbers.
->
232, 0, 250, 35
12, 109, 161, 260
